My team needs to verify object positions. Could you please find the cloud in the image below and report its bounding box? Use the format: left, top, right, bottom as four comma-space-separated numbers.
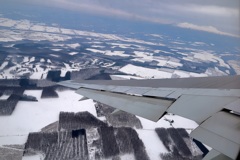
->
177, 22, 239, 38
1, 0, 239, 36
170, 4, 239, 17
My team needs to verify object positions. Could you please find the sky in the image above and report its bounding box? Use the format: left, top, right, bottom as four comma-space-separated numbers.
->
1, 0, 240, 37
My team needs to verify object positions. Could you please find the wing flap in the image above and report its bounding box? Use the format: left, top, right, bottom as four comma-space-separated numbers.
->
225, 99, 240, 115
203, 149, 232, 160
190, 111, 240, 159
167, 95, 238, 124
76, 88, 173, 122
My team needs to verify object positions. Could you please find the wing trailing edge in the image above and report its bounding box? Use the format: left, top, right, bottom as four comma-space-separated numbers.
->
76, 88, 173, 122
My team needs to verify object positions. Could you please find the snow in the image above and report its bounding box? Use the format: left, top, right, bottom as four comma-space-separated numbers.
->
50, 54, 60, 58
86, 48, 105, 54
166, 61, 183, 67
60, 28, 75, 35
92, 59, 98, 64
102, 62, 115, 67
0, 27, 72, 42
192, 51, 229, 69
132, 51, 183, 67
148, 34, 163, 38
120, 64, 206, 79
137, 130, 167, 160
40, 58, 45, 63
0, 136, 28, 146
190, 42, 207, 47
108, 43, 132, 49
172, 41, 185, 45
157, 60, 168, 66
131, 58, 146, 63
23, 90, 42, 100
0, 90, 97, 146
29, 57, 35, 62
51, 48, 62, 51
47, 59, 52, 63
30, 25, 46, 32
23, 56, 29, 63
68, 52, 78, 55
22, 153, 44, 160
110, 75, 144, 80
0, 61, 8, 70
91, 45, 105, 48
135, 103, 199, 159
138, 114, 198, 130
29, 65, 46, 79
120, 64, 172, 79
217, 58, 230, 69
61, 62, 78, 75
119, 154, 135, 160
228, 60, 240, 74
46, 26, 60, 33
177, 52, 188, 56
0, 94, 10, 100
105, 50, 129, 57
67, 43, 80, 49
172, 70, 207, 78
14, 20, 31, 30
189, 72, 208, 77
60, 69, 67, 77
52, 44, 65, 47
0, 19, 17, 27
134, 51, 154, 62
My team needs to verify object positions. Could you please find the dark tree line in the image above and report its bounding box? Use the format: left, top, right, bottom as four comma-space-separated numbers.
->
177, 128, 190, 138
70, 68, 122, 80
25, 132, 58, 151
0, 94, 20, 115
115, 127, 134, 154
46, 70, 71, 82
19, 79, 37, 87
58, 111, 107, 131
24, 130, 89, 160
95, 102, 143, 129
156, 128, 203, 160
98, 126, 120, 158
124, 127, 150, 160
0, 79, 20, 87
20, 94, 38, 101
155, 128, 172, 151
41, 87, 59, 98
167, 128, 192, 157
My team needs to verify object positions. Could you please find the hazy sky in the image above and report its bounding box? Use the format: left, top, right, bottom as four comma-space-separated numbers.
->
2, 0, 240, 37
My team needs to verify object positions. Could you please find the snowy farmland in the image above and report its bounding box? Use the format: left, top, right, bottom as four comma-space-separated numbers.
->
0, 85, 202, 160
0, 89, 97, 146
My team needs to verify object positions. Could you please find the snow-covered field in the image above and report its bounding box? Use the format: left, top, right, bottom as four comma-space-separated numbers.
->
120, 64, 172, 79
120, 64, 209, 78
137, 114, 198, 160
0, 88, 199, 160
138, 114, 197, 130
0, 90, 96, 146
22, 153, 44, 160
67, 43, 80, 49
68, 52, 78, 55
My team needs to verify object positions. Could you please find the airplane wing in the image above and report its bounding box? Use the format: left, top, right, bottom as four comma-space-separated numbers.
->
58, 75, 240, 160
